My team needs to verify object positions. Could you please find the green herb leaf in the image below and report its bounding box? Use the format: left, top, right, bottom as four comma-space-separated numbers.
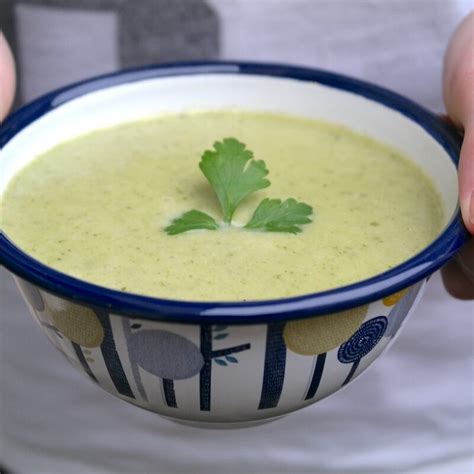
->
199, 138, 270, 224
165, 210, 219, 235
244, 198, 313, 234
164, 137, 314, 235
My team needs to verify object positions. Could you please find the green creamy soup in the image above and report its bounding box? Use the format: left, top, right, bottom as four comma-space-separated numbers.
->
1, 111, 443, 301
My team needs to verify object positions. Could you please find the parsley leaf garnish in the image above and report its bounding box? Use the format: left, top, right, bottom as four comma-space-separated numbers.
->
164, 137, 313, 235
244, 198, 313, 234
199, 138, 270, 223
165, 210, 219, 235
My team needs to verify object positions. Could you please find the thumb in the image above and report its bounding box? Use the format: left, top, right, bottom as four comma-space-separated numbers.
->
458, 121, 474, 234
440, 121, 474, 298
443, 12, 474, 233
0, 31, 16, 120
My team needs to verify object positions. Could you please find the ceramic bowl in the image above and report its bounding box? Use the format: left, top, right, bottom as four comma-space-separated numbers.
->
0, 62, 467, 427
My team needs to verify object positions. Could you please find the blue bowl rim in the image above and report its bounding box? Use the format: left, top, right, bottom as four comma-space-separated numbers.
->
0, 61, 468, 324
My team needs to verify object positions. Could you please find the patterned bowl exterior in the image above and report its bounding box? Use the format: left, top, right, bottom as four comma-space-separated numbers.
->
15, 276, 425, 424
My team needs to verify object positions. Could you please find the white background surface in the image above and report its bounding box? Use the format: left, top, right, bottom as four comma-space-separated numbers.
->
1, 0, 473, 472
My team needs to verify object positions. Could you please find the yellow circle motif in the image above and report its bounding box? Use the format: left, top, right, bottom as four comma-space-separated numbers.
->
383, 289, 409, 307
42, 293, 104, 348
283, 305, 368, 356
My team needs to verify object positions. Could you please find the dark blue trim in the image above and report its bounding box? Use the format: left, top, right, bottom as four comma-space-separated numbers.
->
198, 324, 250, 410
162, 379, 177, 408
95, 309, 134, 398
72, 342, 99, 384
211, 344, 251, 359
0, 61, 468, 324
305, 353, 326, 400
258, 321, 287, 409
199, 325, 213, 411
342, 360, 360, 387
121, 318, 148, 402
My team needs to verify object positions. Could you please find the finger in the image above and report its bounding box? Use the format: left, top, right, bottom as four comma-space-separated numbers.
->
443, 12, 474, 127
0, 31, 16, 120
458, 123, 474, 234
441, 238, 474, 299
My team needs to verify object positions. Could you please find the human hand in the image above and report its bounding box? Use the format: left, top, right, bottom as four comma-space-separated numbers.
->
0, 32, 15, 120
441, 12, 474, 299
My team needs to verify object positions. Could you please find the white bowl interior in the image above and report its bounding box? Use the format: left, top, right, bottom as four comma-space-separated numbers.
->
0, 73, 458, 226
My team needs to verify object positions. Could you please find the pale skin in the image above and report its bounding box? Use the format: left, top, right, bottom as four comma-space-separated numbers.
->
0, 15, 473, 298
441, 12, 474, 299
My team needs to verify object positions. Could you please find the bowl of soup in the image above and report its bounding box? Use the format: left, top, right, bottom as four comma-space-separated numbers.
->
0, 62, 467, 427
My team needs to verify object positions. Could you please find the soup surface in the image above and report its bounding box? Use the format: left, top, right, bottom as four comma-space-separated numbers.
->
1, 111, 443, 300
